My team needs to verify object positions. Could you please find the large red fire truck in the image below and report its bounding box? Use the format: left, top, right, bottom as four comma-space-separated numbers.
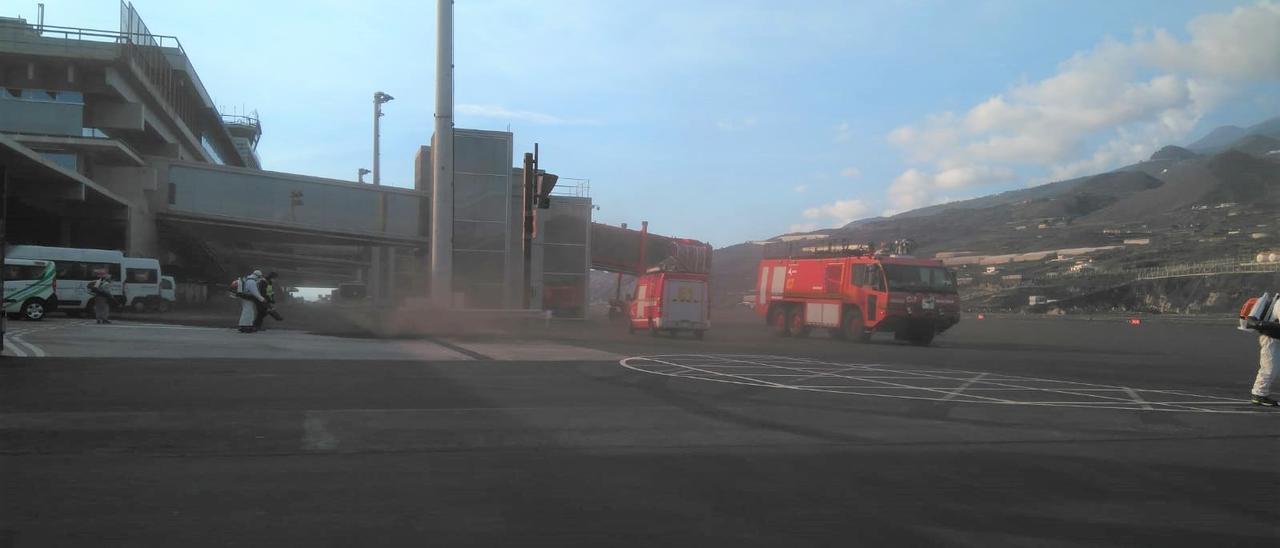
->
753, 242, 959, 346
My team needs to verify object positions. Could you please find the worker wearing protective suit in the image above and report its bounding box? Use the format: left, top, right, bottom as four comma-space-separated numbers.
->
1242, 294, 1279, 407
237, 270, 266, 333
1253, 334, 1278, 407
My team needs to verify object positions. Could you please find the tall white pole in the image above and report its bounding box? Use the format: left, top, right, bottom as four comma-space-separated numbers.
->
430, 0, 455, 306
373, 99, 382, 186
372, 95, 385, 302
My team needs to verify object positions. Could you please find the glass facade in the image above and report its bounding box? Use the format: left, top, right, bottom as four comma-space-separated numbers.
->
200, 134, 226, 165
35, 150, 78, 172
451, 130, 514, 308
533, 196, 591, 318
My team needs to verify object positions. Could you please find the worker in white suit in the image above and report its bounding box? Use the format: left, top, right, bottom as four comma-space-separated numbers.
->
237, 270, 266, 333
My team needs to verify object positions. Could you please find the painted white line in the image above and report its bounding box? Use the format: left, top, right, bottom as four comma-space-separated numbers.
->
4, 336, 27, 357
720, 356, 1014, 404
1122, 387, 1156, 410
302, 411, 339, 451
18, 337, 46, 358
621, 354, 1273, 415
938, 373, 989, 403
639, 357, 794, 389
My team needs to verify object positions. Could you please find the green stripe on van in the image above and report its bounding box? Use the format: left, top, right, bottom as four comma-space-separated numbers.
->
4, 264, 55, 311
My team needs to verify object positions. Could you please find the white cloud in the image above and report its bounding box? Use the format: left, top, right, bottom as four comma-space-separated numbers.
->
833, 121, 853, 142
457, 104, 597, 125
788, 222, 819, 233
839, 167, 862, 178
793, 184, 808, 193
716, 116, 758, 131
883, 3, 1280, 212
800, 198, 870, 229
884, 167, 1012, 214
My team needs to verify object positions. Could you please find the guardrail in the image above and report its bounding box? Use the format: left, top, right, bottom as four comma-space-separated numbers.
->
1056, 258, 1280, 283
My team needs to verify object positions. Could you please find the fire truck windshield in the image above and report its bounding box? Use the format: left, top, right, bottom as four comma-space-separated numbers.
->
882, 264, 956, 293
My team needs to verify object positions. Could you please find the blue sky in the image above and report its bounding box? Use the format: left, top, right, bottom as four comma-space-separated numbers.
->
18, 1, 1280, 247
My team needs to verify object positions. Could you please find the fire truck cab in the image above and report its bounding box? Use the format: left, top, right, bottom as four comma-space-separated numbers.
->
754, 245, 959, 346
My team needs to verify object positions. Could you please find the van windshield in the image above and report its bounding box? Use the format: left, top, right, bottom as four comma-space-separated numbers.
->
4, 264, 49, 280
883, 264, 956, 293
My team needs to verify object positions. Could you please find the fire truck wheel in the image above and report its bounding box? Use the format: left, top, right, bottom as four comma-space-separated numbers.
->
769, 306, 791, 337
787, 308, 810, 338
843, 308, 871, 343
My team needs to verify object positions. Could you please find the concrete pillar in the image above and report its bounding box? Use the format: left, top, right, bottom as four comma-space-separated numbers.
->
430, 0, 455, 306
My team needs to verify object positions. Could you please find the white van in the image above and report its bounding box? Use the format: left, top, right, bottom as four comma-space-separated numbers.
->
3, 258, 57, 321
122, 257, 163, 311
160, 275, 176, 312
8, 245, 124, 316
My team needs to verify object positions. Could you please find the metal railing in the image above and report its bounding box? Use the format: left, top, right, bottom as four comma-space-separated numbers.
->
0, 16, 204, 151
551, 177, 591, 198
0, 20, 184, 51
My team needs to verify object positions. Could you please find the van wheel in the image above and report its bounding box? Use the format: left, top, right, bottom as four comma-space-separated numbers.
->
157, 301, 170, 313
132, 300, 149, 313
20, 299, 46, 321
787, 308, 810, 338
768, 306, 790, 337
843, 308, 870, 343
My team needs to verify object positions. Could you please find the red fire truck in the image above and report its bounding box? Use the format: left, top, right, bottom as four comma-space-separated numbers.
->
753, 243, 959, 346
628, 266, 711, 339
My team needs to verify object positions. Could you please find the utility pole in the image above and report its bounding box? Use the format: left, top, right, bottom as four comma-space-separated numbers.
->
521, 147, 536, 309
430, 0, 455, 307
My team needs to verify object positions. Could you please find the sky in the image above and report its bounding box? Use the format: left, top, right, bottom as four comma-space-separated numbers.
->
15, 1, 1280, 247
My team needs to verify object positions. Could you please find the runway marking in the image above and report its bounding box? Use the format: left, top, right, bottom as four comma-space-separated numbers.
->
5, 332, 45, 357
1122, 387, 1155, 411
938, 373, 988, 402
302, 411, 339, 451
620, 354, 1268, 414
3, 320, 96, 357
4, 335, 28, 357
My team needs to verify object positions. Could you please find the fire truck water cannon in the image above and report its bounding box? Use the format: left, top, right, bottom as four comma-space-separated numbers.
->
755, 238, 959, 346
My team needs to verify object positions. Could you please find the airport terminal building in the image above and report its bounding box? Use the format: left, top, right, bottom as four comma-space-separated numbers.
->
0, 3, 591, 313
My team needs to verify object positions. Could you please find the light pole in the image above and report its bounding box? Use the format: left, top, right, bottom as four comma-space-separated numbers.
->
372, 91, 393, 303
357, 168, 370, 184
372, 91, 393, 187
